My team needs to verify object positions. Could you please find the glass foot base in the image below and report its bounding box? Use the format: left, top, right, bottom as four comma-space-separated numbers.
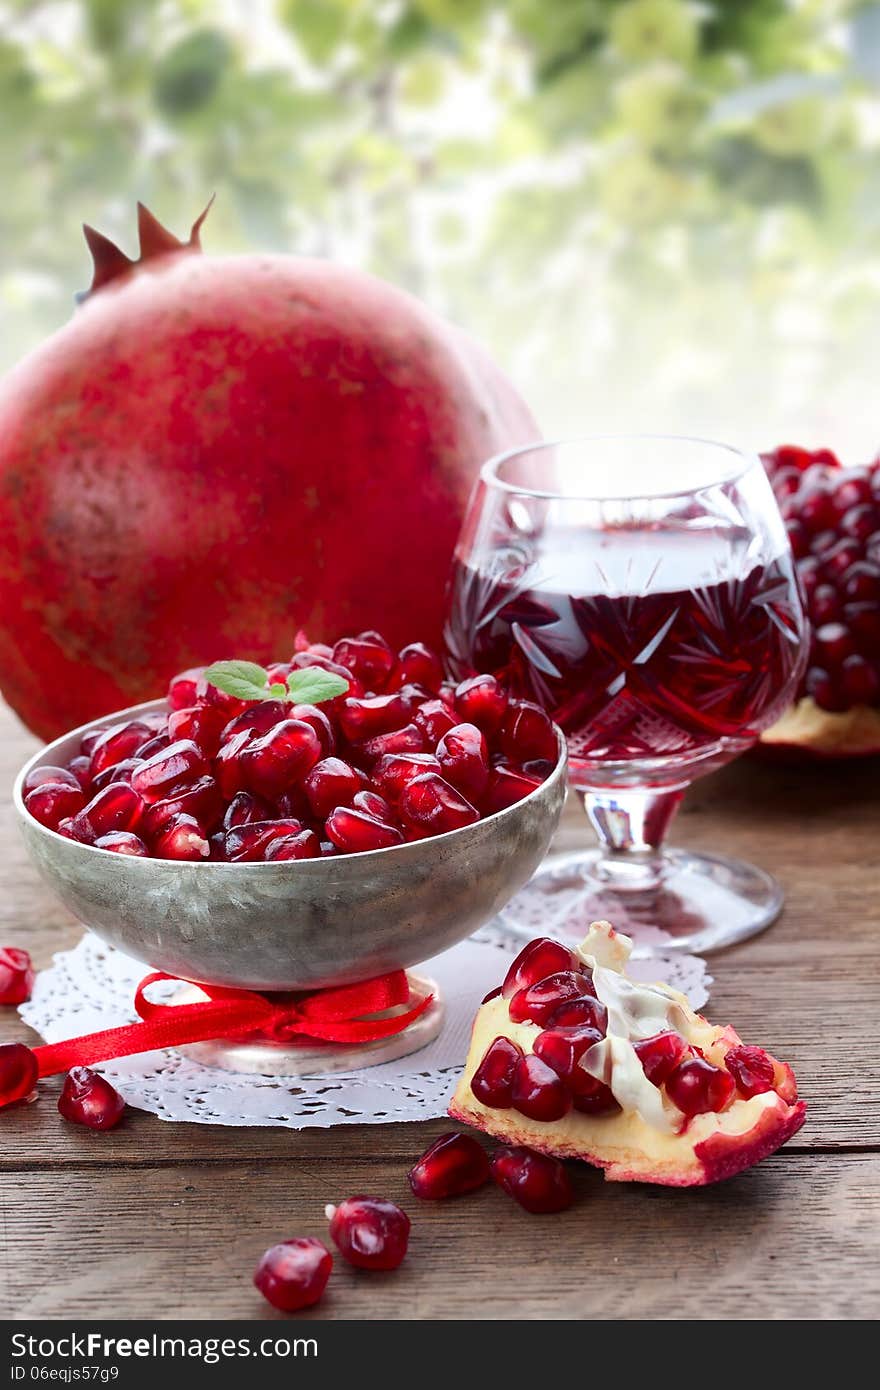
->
496, 849, 783, 955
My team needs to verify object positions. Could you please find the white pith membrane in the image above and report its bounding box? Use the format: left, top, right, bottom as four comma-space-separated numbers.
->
451, 921, 803, 1184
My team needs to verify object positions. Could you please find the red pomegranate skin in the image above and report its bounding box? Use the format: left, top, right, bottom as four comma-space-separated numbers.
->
0, 248, 537, 739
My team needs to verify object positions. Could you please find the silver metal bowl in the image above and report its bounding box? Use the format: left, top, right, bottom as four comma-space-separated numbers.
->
13, 699, 567, 991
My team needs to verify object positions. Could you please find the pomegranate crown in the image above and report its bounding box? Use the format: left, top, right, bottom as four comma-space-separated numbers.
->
79, 197, 214, 300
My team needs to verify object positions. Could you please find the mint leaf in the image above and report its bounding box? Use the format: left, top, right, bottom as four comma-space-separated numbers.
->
202, 659, 269, 702
268, 682, 288, 698
287, 666, 349, 705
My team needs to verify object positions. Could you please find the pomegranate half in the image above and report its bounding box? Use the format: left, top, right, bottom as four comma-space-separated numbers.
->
0, 204, 537, 739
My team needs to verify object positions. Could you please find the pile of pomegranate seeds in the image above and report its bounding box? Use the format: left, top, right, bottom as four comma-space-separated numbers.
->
763, 446, 880, 711
23, 632, 557, 862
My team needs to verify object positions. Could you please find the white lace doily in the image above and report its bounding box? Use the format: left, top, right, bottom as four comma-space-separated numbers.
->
20, 928, 711, 1129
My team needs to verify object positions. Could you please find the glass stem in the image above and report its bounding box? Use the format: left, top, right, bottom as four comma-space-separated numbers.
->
581, 787, 684, 893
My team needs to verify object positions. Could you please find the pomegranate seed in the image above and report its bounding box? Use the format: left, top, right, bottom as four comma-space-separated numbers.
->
357, 723, 427, 761
491, 1146, 573, 1214
325, 808, 404, 853
471, 1036, 523, 1107
67, 755, 92, 789
634, 1030, 689, 1086
289, 703, 336, 756
842, 560, 880, 603
0, 947, 34, 1005
94, 831, 149, 856
786, 520, 809, 558
90, 758, 144, 793
815, 622, 856, 667
400, 772, 479, 837
221, 700, 289, 743
809, 584, 841, 626
215, 730, 256, 800
833, 469, 873, 511
89, 720, 152, 779
264, 830, 321, 861
388, 642, 443, 693
0, 1043, 38, 1107
484, 764, 542, 813
254, 1237, 332, 1313
508, 971, 593, 1027
168, 667, 203, 710
224, 819, 305, 863
724, 1045, 776, 1098
510, 1053, 571, 1121
58, 1067, 125, 1130
570, 1073, 620, 1114
500, 700, 558, 764
338, 690, 418, 741
841, 654, 880, 705
844, 601, 880, 645
436, 722, 489, 803
371, 752, 440, 802
352, 789, 396, 823
265, 660, 293, 685
167, 704, 227, 756
805, 666, 846, 713
24, 782, 86, 830
799, 485, 835, 532
502, 938, 580, 998
134, 733, 171, 763
153, 813, 211, 861
241, 720, 323, 799
79, 730, 102, 757
77, 782, 144, 838
841, 503, 877, 543
533, 1024, 603, 1078
545, 994, 606, 1029
223, 791, 274, 829
23, 765, 81, 794
665, 1056, 736, 1116
455, 674, 509, 733
141, 777, 223, 839
333, 633, 395, 688
408, 1132, 490, 1199
823, 539, 861, 581
325, 1195, 410, 1271
130, 739, 207, 803
412, 698, 458, 743
303, 757, 361, 819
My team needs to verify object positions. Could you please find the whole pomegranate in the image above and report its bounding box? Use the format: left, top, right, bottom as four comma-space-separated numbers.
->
0, 204, 536, 739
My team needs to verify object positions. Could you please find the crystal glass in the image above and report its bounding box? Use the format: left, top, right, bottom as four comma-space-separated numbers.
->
444, 435, 808, 953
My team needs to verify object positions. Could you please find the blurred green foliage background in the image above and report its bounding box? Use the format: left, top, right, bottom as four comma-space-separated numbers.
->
2, 0, 879, 454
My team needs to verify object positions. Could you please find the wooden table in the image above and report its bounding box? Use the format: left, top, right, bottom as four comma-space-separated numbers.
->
1, 699, 878, 1322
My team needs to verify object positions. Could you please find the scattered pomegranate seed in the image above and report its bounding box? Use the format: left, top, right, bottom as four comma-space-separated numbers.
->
58, 1067, 125, 1130
325, 1196, 410, 1271
254, 1237, 332, 1313
471, 1036, 523, 1108
325, 808, 404, 853
0, 947, 34, 1005
94, 831, 149, 856
511, 1053, 572, 1121
724, 1045, 776, 1099
491, 1146, 573, 1214
501, 938, 580, 999
0, 1043, 38, 1107
665, 1056, 736, 1116
24, 782, 86, 830
508, 971, 593, 1027
634, 1030, 689, 1086
408, 1132, 491, 1199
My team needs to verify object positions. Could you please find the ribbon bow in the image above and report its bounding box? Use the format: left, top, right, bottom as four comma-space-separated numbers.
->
30, 970, 433, 1079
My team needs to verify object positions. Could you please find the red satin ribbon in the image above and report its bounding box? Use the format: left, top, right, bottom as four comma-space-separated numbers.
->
31, 970, 433, 1078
